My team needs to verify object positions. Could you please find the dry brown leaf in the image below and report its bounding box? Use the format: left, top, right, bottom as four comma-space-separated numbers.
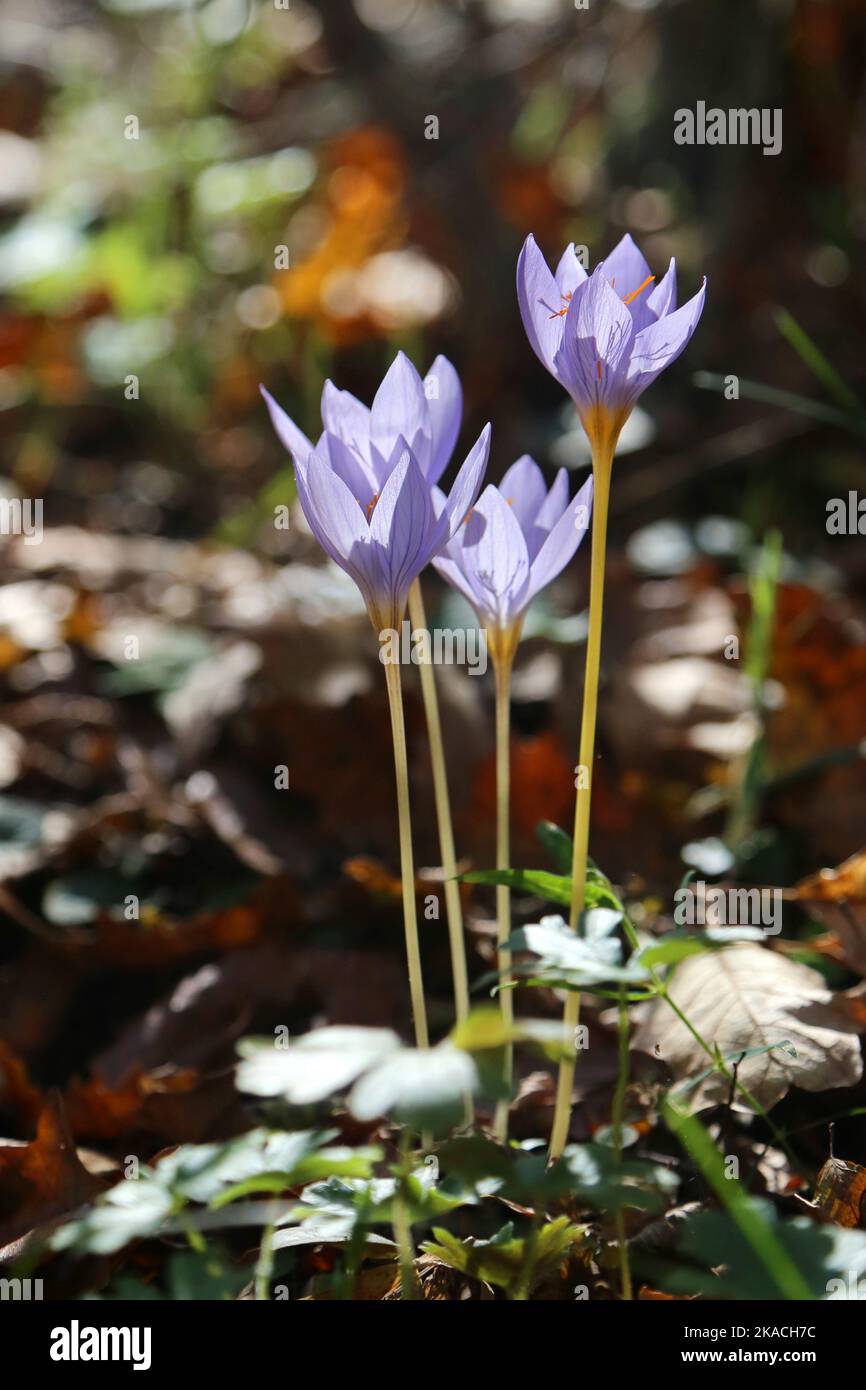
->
787, 850, 866, 978
0, 1094, 106, 1245
808, 1156, 866, 1229
633, 943, 863, 1111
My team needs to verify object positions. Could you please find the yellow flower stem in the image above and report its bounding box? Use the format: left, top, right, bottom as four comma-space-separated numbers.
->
383, 656, 430, 1051
407, 579, 470, 1028
549, 446, 614, 1161
492, 642, 516, 1141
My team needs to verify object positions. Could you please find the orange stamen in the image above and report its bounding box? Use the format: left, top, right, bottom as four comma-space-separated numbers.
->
622, 274, 655, 306
366, 493, 379, 518
548, 291, 573, 320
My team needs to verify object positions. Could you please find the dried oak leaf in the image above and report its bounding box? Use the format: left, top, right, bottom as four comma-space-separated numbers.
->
632, 943, 863, 1111
0, 1094, 106, 1245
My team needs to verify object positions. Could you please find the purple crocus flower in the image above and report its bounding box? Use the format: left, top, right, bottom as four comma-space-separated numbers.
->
433, 457, 593, 665
261, 353, 490, 632
517, 233, 706, 455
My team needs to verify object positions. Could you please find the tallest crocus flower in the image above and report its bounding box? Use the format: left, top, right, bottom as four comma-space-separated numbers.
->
517, 232, 706, 459
518, 233, 706, 1162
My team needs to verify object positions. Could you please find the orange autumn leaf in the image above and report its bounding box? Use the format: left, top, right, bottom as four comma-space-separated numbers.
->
0, 1095, 105, 1245
65, 1067, 198, 1142
788, 849, 866, 903
801, 1155, 866, 1229
0, 1040, 43, 1128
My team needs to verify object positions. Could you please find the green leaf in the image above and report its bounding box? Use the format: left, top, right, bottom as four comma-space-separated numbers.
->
535, 820, 573, 873
773, 308, 863, 417
349, 1044, 478, 1132
662, 1098, 813, 1299
462, 856, 625, 913
51, 1130, 360, 1253
507, 911, 648, 988
235, 1027, 402, 1104
90, 1248, 249, 1302
643, 1202, 866, 1300
51, 1175, 176, 1255
462, 867, 572, 904
98, 626, 214, 697
449, 1007, 573, 1061
272, 1221, 396, 1253
210, 1147, 380, 1209
42, 870, 135, 927
562, 1143, 678, 1215
693, 370, 866, 437
639, 927, 764, 970
423, 1216, 585, 1294
291, 1168, 470, 1229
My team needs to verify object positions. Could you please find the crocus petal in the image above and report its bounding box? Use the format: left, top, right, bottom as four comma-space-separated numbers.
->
646, 258, 677, 321
431, 546, 483, 614
370, 352, 430, 475
296, 439, 370, 582
554, 267, 634, 412
525, 473, 593, 603
458, 484, 531, 628
602, 233, 653, 307
260, 386, 313, 466
424, 355, 463, 484
441, 423, 491, 541
292, 450, 345, 570
498, 455, 547, 536
516, 234, 566, 373
321, 381, 373, 462
369, 443, 437, 614
528, 467, 570, 557
555, 243, 589, 301
625, 278, 707, 404
317, 429, 378, 506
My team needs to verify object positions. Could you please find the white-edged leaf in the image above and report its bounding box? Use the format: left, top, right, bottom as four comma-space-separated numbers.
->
235, 1027, 402, 1104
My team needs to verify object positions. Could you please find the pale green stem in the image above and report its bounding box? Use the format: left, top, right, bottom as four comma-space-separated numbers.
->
407, 579, 470, 1028
493, 647, 515, 1141
393, 1130, 419, 1300
254, 1222, 275, 1301
612, 985, 632, 1300
549, 449, 613, 1161
383, 658, 429, 1051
